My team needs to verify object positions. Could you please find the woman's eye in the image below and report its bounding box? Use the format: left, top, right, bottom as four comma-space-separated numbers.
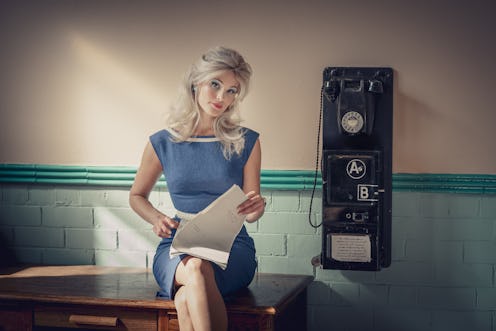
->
209, 80, 221, 89
227, 88, 238, 95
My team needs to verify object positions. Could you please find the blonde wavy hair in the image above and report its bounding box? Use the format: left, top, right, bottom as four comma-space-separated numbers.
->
166, 46, 253, 159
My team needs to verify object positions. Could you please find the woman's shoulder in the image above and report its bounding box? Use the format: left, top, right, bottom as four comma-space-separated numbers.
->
241, 126, 259, 139
239, 127, 259, 157
150, 128, 178, 140
149, 129, 179, 148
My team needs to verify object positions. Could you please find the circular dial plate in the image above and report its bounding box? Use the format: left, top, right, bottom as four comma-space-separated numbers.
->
341, 111, 364, 134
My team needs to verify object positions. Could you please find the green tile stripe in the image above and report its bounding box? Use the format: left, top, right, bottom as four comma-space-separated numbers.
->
0, 164, 320, 190
0, 164, 495, 193
392, 173, 496, 194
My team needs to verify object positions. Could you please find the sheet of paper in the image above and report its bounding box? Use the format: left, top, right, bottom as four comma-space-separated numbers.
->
170, 184, 248, 269
331, 234, 371, 263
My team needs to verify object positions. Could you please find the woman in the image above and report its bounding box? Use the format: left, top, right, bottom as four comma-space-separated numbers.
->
129, 46, 265, 331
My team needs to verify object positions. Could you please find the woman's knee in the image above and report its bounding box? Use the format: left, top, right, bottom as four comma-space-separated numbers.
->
175, 256, 216, 287
184, 257, 214, 277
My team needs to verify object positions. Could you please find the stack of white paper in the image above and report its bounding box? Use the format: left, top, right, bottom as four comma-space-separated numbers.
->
170, 184, 248, 270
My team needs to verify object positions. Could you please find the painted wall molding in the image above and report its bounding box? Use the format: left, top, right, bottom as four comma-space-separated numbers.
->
1, 164, 495, 194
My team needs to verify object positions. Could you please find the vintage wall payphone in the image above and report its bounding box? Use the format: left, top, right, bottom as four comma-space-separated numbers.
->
321, 67, 392, 271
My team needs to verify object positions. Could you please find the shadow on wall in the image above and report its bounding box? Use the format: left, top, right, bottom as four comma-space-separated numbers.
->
0, 233, 17, 267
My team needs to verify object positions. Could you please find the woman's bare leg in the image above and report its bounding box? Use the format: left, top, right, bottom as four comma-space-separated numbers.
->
174, 285, 194, 331
175, 256, 228, 331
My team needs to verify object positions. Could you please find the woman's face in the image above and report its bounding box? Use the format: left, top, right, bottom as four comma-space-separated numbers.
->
196, 70, 240, 119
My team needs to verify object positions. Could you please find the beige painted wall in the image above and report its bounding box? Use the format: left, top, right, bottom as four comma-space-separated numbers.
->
0, 0, 494, 173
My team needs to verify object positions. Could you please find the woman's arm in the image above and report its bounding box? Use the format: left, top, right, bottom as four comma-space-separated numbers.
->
238, 138, 265, 223
129, 141, 178, 237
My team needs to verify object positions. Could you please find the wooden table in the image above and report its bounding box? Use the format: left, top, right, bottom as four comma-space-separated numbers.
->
0, 265, 313, 331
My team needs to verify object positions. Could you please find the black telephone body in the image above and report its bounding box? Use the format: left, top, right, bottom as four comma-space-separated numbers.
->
321, 67, 393, 271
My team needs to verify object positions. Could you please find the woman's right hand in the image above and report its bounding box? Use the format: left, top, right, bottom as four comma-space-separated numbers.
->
152, 215, 179, 238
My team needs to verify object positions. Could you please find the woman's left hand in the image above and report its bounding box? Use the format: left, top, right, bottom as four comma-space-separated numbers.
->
237, 191, 266, 223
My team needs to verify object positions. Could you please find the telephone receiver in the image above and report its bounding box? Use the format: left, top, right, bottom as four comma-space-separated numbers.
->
325, 79, 383, 100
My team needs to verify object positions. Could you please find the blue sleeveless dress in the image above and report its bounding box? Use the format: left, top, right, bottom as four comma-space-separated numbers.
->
150, 128, 259, 299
